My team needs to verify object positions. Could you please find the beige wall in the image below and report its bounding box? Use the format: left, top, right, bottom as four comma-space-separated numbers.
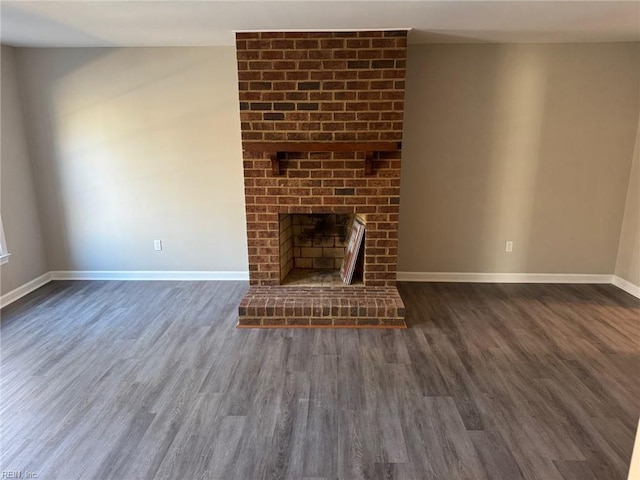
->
1, 45, 48, 295
615, 119, 640, 286
7, 43, 640, 281
15, 47, 248, 272
399, 43, 640, 274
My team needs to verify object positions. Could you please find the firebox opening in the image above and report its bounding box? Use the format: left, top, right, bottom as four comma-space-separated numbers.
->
279, 213, 364, 286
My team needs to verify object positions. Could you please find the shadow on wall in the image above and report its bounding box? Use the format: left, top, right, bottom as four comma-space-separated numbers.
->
398, 43, 639, 275
17, 47, 248, 271
480, 47, 547, 273
398, 44, 544, 273
1, 2, 110, 47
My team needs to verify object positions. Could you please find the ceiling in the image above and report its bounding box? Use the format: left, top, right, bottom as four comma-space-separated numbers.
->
1, 1, 639, 47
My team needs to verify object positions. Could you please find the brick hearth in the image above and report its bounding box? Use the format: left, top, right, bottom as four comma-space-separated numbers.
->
235, 30, 407, 328
238, 286, 405, 328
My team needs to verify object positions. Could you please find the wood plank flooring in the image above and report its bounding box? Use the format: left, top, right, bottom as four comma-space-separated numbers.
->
1, 280, 638, 480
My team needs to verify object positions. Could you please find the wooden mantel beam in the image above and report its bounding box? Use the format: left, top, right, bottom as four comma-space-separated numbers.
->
242, 141, 401, 175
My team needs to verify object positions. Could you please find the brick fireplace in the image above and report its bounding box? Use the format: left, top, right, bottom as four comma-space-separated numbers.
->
236, 30, 407, 328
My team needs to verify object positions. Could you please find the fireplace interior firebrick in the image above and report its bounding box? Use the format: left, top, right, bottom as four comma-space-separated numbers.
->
279, 213, 364, 286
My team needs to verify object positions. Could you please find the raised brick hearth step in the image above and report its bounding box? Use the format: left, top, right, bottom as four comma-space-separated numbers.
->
237, 286, 406, 328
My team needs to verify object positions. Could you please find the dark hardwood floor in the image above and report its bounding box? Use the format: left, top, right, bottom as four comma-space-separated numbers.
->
1, 280, 638, 480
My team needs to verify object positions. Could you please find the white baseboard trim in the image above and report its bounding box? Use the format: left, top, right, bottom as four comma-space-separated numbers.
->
611, 275, 640, 299
3, 270, 637, 309
397, 271, 613, 284
0, 272, 52, 309
50, 270, 250, 281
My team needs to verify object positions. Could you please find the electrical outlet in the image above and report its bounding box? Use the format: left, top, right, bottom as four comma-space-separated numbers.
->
505, 241, 513, 253
154, 240, 162, 251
